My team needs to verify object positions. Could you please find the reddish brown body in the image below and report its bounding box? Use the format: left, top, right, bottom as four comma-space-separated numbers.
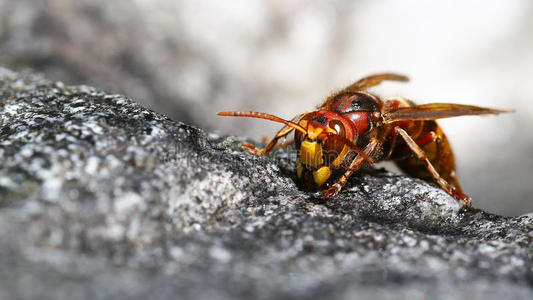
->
383, 99, 458, 190
218, 73, 510, 205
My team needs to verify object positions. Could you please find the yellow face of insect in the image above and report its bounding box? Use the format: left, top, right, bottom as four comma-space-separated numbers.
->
299, 123, 326, 168
296, 120, 345, 188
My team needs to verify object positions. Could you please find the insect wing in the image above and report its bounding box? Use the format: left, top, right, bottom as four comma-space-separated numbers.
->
319, 73, 409, 110
346, 73, 409, 91
383, 103, 512, 124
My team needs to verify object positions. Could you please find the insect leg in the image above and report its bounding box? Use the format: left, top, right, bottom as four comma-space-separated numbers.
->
261, 136, 295, 148
243, 112, 307, 156
321, 138, 381, 198
383, 131, 399, 160
243, 125, 294, 156
433, 133, 466, 197
394, 127, 471, 205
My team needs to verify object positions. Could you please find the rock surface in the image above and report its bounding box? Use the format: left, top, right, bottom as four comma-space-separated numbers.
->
0, 68, 532, 299
2, 0, 533, 216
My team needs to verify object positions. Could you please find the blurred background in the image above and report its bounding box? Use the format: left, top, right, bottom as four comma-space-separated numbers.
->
1, 0, 532, 216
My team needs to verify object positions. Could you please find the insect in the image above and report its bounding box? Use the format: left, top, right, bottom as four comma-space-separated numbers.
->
218, 73, 511, 205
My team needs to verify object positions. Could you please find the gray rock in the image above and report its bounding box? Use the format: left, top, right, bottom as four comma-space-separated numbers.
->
2, 0, 533, 216
0, 67, 531, 300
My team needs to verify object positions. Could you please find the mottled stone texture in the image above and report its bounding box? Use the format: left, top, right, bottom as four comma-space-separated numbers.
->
2, 0, 533, 216
0, 68, 531, 300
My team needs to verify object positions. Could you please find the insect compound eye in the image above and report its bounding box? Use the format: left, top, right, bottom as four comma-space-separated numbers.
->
322, 135, 345, 166
328, 119, 345, 137
322, 120, 348, 166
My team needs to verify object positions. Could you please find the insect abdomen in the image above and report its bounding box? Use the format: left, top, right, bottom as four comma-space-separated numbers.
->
392, 120, 460, 190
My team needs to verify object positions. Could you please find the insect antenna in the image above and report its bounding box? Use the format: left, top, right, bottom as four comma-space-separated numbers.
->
217, 111, 308, 135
